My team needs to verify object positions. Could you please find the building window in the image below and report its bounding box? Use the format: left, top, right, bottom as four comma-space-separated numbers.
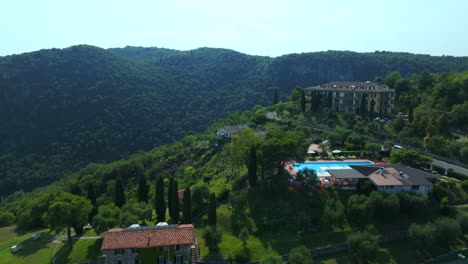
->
135, 256, 140, 264
115, 249, 124, 255
159, 256, 165, 264
131, 248, 139, 254
163, 246, 168, 252
118, 260, 122, 264
176, 255, 182, 264
411, 185, 419, 190
175, 245, 181, 251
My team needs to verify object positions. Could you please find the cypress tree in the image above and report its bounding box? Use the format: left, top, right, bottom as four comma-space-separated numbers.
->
86, 183, 98, 222
114, 178, 126, 208
171, 180, 180, 223
370, 99, 376, 120
248, 145, 257, 187
273, 90, 279, 105
155, 177, 166, 223
208, 193, 217, 226
359, 94, 367, 117
326, 92, 333, 109
168, 178, 174, 219
137, 175, 149, 203
300, 90, 306, 112
183, 187, 192, 224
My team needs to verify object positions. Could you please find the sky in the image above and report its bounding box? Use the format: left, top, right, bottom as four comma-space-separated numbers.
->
2, 0, 468, 57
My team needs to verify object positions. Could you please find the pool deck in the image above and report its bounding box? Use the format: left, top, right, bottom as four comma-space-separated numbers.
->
285, 159, 387, 178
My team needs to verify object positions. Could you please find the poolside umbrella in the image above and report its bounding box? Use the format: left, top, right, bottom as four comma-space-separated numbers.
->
307, 150, 316, 154
332, 149, 342, 154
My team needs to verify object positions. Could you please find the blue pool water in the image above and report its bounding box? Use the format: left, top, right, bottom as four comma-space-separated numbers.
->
291, 161, 375, 177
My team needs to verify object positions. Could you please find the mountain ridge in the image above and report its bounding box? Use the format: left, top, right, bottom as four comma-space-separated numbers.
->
2, 44, 468, 196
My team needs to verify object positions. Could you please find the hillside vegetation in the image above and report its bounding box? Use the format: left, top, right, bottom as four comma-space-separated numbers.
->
1, 95, 467, 263
2, 45, 468, 196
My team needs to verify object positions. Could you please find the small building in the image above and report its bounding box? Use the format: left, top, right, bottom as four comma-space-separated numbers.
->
266, 111, 280, 120
101, 224, 199, 264
216, 125, 248, 139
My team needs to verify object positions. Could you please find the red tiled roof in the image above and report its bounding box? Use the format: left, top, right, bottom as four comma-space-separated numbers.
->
368, 168, 404, 186
101, 224, 195, 250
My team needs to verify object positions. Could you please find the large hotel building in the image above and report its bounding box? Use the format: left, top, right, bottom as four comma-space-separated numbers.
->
303, 81, 395, 116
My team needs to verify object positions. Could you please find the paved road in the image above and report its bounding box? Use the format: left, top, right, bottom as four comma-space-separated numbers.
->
432, 158, 468, 176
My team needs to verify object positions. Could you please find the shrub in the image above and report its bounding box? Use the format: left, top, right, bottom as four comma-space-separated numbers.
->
433, 183, 450, 202
203, 226, 223, 253
456, 213, 468, 234
408, 223, 436, 251
462, 180, 468, 192
289, 245, 313, 264
357, 180, 374, 195
369, 191, 399, 218
439, 197, 457, 217
347, 231, 379, 262
322, 198, 346, 228
347, 194, 373, 224
0, 211, 15, 227
259, 253, 283, 264
398, 192, 429, 217
92, 204, 121, 234
232, 248, 250, 264
433, 217, 461, 246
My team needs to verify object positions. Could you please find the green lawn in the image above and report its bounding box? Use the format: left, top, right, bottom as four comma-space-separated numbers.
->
0, 225, 103, 264
54, 238, 103, 264
0, 226, 56, 264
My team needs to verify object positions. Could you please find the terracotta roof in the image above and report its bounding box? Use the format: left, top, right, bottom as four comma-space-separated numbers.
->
367, 166, 435, 187
368, 167, 405, 186
352, 165, 439, 183
101, 224, 195, 250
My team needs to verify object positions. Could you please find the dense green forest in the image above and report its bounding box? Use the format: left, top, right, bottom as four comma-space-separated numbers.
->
2, 45, 468, 196
379, 71, 468, 161
1, 96, 467, 263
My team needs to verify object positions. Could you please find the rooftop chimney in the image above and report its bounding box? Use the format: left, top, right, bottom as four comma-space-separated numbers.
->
379, 167, 384, 175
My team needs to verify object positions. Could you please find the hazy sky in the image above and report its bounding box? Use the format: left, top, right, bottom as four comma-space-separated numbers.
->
2, 0, 467, 57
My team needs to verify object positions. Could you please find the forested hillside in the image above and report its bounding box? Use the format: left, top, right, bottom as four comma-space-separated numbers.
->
2, 45, 468, 196
2, 99, 467, 263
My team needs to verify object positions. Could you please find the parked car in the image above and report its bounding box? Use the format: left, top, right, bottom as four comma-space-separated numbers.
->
11, 245, 22, 253
32, 234, 40, 240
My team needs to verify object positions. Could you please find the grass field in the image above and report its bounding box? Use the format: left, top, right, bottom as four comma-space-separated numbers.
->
0, 226, 104, 264
54, 238, 103, 264
0, 226, 56, 264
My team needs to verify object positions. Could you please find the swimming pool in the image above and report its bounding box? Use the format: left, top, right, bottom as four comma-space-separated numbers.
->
291, 161, 375, 177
